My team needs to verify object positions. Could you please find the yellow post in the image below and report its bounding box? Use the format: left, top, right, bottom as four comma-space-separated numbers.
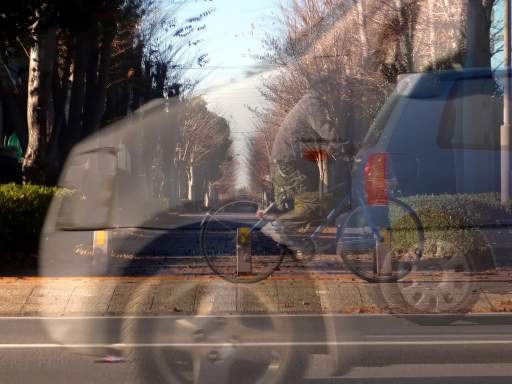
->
93, 230, 111, 257
236, 227, 252, 275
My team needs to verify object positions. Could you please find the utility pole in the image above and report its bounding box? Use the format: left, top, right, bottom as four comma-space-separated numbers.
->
502, 0, 511, 205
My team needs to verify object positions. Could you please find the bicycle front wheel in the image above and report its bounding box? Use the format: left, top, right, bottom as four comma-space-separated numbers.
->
200, 200, 285, 283
338, 198, 424, 283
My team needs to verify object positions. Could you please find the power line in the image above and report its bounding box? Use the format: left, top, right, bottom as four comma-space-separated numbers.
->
175, 54, 346, 71
178, 64, 278, 70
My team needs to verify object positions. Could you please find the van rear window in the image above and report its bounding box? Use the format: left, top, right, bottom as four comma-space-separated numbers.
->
437, 77, 503, 150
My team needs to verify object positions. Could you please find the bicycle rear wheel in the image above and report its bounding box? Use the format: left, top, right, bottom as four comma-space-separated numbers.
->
200, 200, 285, 283
338, 197, 424, 283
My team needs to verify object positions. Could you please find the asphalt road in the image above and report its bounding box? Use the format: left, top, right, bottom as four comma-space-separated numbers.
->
1, 314, 512, 383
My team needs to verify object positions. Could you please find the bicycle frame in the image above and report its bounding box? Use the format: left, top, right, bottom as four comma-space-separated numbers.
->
246, 162, 387, 246
207, 159, 390, 251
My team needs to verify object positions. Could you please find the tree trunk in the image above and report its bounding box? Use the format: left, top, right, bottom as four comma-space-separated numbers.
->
355, 0, 368, 61
23, 18, 57, 185
47, 39, 72, 181
464, 0, 493, 68
161, 119, 179, 201
83, 25, 99, 138
66, 31, 90, 154
427, 0, 437, 67
153, 62, 167, 98
84, 24, 115, 135
143, 58, 152, 102
402, 3, 415, 72
103, 86, 117, 124
93, 25, 114, 127
130, 42, 144, 111
317, 156, 328, 198
187, 164, 195, 201
395, 0, 415, 73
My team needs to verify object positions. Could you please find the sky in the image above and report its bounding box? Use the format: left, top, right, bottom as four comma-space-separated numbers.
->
169, 0, 284, 186
174, 0, 282, 89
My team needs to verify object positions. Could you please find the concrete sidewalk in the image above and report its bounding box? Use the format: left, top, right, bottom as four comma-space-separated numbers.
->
1, 276, 511, 316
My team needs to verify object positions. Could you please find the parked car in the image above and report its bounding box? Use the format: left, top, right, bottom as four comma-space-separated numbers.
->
355, 69, 505, 195
339, 68, 512, 313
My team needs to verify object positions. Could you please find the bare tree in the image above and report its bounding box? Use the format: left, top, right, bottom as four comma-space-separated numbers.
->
213, 150, 239, 204
246, 129, 272, 198
252, 0, 500, 196
176, 98, 231, 203
23, 5, 57, 184
0, 0, 216, 185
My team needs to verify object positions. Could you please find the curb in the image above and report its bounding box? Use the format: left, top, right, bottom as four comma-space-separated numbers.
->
0, 277, 511, 316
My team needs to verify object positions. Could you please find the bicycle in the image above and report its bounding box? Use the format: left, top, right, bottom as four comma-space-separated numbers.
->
200, 189, 425, 283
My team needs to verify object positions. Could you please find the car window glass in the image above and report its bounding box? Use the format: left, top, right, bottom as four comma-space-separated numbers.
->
438, 77, 503, 149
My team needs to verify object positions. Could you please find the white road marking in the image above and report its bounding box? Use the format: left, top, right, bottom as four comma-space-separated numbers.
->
1, 313, 512, 320
1, 340, 512, 349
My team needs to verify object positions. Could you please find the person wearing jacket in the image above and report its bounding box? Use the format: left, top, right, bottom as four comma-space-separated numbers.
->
262, 80, 349, 259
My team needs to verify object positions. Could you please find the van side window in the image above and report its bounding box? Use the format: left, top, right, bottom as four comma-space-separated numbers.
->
438, 78, 503, 150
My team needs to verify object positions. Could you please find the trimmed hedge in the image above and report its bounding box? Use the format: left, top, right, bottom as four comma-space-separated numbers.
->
1, 182, 510, 270
398, 193, 511, 265
0, 183, 67, 257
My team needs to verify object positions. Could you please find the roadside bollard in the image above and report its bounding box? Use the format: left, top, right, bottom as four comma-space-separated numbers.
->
236, 227, 252, 275
91, 230, 111, 275
375, 227, 392, 278
92, 230, 111, 256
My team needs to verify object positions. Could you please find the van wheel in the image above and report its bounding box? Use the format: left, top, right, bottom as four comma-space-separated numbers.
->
120, 282, 307, 384
370, 250, 479, 314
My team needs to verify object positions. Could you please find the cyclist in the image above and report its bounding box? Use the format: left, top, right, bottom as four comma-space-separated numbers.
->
261, 77, 351, 259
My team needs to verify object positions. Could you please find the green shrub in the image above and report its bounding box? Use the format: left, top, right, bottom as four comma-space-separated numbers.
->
398, 193, 511, 266
0, 183, 68, 257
